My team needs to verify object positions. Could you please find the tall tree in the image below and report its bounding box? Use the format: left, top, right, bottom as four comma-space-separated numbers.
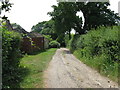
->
49, 1, 120, 35
31, 20, 57, 40
76, 2, 120, 31
48, 2, 83, 40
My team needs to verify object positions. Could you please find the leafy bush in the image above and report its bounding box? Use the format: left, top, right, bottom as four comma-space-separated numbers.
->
64, 34, 69, 47
56, 34, 65, 47
49, 40, 60, 48
64, 34, 74, 48
70, 26, 119, 81
43, 35, 53, 41
69, 34, 80, 53
2, 27, 22, 88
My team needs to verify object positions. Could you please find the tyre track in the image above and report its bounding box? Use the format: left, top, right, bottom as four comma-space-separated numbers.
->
44, 48, 118, 88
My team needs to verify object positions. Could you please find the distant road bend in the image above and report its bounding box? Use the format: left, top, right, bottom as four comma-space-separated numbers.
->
44, 48, 118, 88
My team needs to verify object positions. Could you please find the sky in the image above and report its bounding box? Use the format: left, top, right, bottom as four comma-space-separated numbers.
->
3, 0, 120, 32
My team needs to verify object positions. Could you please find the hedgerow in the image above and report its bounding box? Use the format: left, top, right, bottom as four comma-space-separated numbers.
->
1, 26, 22, 88
69, 26, 119, 81
49, 40, 60, 48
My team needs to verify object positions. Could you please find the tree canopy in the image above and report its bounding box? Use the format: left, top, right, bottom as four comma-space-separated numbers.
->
31, 21, 46, 33
32, 1, 120, 46
31, 20, 57, 40
76, 2, 120, 30
49, 2, 120, 34
48, 3, 83, 37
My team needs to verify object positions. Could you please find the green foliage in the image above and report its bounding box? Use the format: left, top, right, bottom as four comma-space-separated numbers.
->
49, 2, 83, 38
43, 35, 53, 41
1, 27, 22, 88
20, 48, 57, 88
76, 2, 120, 31
47, 2, 120, 47
70, 26, 119, 81
64, 34, 69, 47
31, 20, 57, 40
56, 34, 66, 47
49, 40, 60, 48
68, 34, 79, 53
40, 20, 55, 34
49, 2, 120, 36
31, 21, 46, 33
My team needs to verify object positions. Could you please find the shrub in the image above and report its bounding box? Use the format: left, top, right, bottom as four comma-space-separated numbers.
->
71, 26, 119, 61
43, 35, 53, 41
64, 34, 74, 48
49, 40, 60, 48
2, 27, 22, 88
56, 34, 66, 47
64, 34, 69, 47
70, 26, 119, 81
69, 34, 80, 53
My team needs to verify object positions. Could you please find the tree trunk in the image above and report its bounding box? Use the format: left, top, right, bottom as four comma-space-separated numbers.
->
68, 30, 71, 40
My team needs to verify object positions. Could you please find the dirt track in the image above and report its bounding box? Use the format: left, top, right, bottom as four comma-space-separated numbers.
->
44, 48, 118, 88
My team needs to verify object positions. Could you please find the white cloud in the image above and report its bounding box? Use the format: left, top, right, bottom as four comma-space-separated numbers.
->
6, 0, 57, 32
108, 0, 120, 13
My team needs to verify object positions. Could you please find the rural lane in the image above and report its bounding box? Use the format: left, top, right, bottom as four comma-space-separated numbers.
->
44, 48, 118, 88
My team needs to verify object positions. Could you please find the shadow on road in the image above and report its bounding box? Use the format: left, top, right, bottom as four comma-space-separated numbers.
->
63, 49, 71, 54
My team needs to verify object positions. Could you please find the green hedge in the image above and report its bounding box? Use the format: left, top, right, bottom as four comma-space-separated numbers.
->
69, 26, 119, 81
2, 27, 22, 88
49, 40, 60, 48
69, 34, 80, 53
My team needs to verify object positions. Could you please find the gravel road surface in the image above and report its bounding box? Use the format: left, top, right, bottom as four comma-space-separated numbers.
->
44, 48, 118, 88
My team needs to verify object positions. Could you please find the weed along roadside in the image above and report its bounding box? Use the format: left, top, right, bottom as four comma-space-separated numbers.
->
19, 48, 57, 88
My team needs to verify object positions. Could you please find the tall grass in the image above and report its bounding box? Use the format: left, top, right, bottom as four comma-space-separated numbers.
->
69, 26, 119, 82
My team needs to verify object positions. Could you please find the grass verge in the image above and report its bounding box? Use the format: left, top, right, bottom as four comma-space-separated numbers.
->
73, 49, 118, 82
19, 48, 57, 88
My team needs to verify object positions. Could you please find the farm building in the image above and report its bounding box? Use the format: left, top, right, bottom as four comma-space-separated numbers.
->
4, 20, 49, 54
